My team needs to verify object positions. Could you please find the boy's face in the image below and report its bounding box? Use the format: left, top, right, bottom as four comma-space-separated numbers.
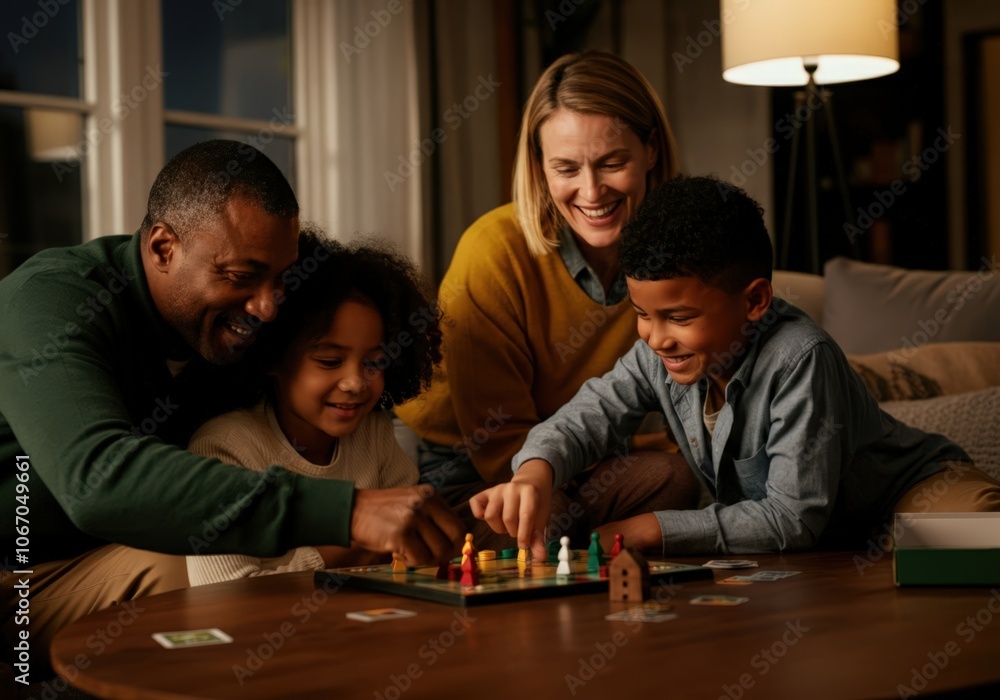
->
627, 275, 767, 392
271, 299, 386, 461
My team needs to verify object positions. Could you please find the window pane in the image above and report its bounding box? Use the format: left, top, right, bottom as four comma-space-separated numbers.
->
0, 106, 84, 279
164, 125, 296, 192
0, 0, 82, 98
162, 0, 292, 121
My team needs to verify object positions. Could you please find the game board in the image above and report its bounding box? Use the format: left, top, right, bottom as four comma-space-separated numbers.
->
315, 550, 713, 606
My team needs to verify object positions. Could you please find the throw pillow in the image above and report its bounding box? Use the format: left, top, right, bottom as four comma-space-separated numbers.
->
823, 256, 1000, 355
880, 387, 1000, 483
847, 342, 1000, 401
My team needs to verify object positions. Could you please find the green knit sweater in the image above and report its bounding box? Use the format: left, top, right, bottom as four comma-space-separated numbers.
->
0, 234, 353, 566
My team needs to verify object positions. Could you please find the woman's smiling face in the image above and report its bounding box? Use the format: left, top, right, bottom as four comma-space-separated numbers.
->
539, 109, 657, 251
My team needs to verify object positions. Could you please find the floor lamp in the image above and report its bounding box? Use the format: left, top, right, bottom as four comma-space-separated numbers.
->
720, 0, 900, 273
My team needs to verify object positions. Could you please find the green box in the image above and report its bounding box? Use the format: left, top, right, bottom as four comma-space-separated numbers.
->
893, 513, 1000, 586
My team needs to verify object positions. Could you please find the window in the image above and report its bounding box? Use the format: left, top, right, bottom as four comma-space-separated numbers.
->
161, 0, 298, 189
0, 1, 417, 280
0, 0, 86, 276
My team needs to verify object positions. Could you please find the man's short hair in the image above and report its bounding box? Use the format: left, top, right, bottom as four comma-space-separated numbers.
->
620, 174, 772, 293
140, 139, 298, 241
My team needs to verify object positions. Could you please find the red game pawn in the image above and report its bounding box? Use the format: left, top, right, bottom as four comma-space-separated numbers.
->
436, 562, 450, 580
610, 533, 624, 562
460, 552, 479, 587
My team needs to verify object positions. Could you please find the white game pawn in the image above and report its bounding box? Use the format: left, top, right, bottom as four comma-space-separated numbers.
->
556, 536, 572, 576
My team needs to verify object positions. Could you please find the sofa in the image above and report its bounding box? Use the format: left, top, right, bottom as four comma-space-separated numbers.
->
772, 256, 1000, 483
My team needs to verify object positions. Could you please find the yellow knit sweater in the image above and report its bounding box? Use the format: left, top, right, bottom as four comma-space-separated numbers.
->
396, 203, 644, 484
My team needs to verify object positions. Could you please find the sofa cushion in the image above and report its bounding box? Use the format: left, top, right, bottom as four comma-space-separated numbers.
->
846, 342, 1000, 401
772, 270, 825, 325
823, 257, 1000, 355
880, 387, 1000, 483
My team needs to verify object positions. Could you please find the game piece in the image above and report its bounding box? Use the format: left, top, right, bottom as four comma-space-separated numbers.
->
599, 565, 609, 579
516, 559, 529, 578
556, 536, 572, 576
546, 539, 560, 563
609, 548, 650, 603
391, 557, 407, 573
461, 533, 476, 564
587, 532, 604, 572
609, 533, 624, 561
501, 548, 518, 560
436, 562, 449, 580
447, 564, 461, 582
477, 549, 496, 562
517, 548, 530, 563
460, 550, 480, 587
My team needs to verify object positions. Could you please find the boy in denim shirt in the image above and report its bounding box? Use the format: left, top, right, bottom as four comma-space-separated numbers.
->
471, 175, 1000, 557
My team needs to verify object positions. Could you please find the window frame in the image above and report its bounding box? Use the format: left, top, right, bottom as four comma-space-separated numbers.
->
0, 0, 331, 243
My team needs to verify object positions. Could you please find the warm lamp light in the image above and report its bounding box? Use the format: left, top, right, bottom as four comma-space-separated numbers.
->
721, 0, 900, 87
26, 108, 82, 162
720, 0, 901, 273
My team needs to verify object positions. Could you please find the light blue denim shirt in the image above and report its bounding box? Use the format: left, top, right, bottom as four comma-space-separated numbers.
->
557, 227, 628, 306
512, 300, 968, 554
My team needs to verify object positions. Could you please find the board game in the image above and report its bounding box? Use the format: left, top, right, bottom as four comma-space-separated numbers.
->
315, 550, 713, 606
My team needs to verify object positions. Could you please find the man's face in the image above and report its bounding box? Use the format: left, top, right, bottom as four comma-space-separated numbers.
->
154, 196, 299, 365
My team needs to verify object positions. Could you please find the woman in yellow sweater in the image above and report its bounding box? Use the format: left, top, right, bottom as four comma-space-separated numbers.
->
396, 51, 702, 551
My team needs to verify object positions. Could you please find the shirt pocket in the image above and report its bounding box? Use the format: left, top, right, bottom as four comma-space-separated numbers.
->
732, 443, 770, 501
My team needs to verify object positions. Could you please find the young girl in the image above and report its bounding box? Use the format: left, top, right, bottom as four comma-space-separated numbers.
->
186, 229, 443, 585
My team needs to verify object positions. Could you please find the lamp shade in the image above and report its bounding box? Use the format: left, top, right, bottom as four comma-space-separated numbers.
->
26, 108, 83, 162
721, 0, 899, 86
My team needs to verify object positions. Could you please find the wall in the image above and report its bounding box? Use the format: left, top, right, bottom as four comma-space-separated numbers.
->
944, 0, 1000, 268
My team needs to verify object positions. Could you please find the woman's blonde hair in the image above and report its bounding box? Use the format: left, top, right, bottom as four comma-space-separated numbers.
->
512, 51, 679, 257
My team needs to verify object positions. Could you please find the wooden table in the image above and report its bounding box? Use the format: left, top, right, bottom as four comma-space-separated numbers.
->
51, 551, 1000, 699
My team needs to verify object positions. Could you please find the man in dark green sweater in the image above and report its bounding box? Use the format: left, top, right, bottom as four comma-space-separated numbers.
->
0, 140, 462, 668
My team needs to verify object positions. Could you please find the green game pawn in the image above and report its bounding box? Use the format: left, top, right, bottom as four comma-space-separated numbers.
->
587, 532, 604, 572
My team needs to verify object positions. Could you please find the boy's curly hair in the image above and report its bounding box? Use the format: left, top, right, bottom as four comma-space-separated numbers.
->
619, 174, 772, 293
252, 226, 443, 409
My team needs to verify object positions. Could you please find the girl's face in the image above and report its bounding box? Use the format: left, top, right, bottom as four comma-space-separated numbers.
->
539, 109, 658, 251
272, 299, 386, 462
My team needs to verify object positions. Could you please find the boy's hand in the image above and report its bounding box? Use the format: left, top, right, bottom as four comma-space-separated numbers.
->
469, 459, 554, 561
594, 513, 664, 554
350, 485, 464, 566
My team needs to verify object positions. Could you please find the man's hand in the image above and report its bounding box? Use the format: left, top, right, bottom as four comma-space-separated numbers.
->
469, 459, 553, 561
350, 485, 464, 566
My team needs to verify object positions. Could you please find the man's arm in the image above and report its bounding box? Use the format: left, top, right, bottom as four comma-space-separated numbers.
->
1, 272, 460, 562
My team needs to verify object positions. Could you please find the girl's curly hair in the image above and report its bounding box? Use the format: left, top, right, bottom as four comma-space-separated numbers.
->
251, 226, 443, 409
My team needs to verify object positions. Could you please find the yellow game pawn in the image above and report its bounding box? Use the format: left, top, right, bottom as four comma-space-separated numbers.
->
461, 533, 475, 564
391, 557, 407, 573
